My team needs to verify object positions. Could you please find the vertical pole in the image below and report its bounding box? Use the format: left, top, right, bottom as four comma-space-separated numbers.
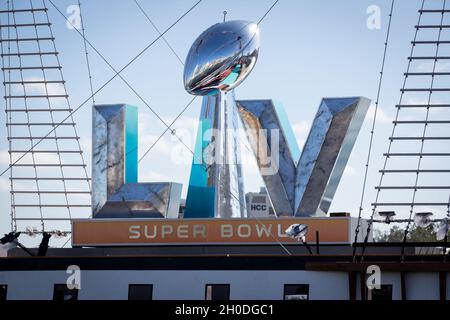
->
400, 272, 407, 300
360, 272, 366, 301
348, 271, 357, 301
315, 231, 320, 254
439, 271, 447, 302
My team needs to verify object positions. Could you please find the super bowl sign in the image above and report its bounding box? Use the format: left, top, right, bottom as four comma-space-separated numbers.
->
72, 217, 352, 246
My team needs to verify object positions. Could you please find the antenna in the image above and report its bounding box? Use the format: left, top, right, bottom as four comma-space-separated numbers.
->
223, 11, 227, 22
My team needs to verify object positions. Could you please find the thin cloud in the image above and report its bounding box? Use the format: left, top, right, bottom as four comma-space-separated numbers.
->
366, 103, 392, 124
292, 120, 311, 150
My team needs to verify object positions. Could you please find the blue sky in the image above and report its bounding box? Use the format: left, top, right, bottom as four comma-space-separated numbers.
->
0, 0, 439, 244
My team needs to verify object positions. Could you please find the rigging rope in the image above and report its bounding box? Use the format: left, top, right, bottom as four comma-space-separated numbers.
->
0, 0, 205, 178
258, 0, 280, 25
134, 0, 184, 66
132, 0, 290, 255
48, 0, 200, 161
61, 0, 286, 253
8, 0, 46, 231
43, 0, 92, 194
361, 0, 427, 259
78, 0, 96, 106
135, 0, 282, 163
3, 0, 288, 253
1, 0, 16, 232
400, 0, 447, 261
352, 0, 395, 260
30, 0, 74, 224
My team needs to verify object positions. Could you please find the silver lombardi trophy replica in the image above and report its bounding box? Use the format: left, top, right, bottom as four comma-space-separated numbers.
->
183, 20, 370, 219
183, 20, 260, 219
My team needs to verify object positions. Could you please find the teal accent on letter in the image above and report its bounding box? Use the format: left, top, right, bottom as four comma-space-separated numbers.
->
184, 186, 215, 218
184, 118, 215, 218
125, 105, 138, 183
273, 101, 301, 163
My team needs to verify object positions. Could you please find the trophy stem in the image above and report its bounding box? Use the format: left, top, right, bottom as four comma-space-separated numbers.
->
184, 91, 246, 218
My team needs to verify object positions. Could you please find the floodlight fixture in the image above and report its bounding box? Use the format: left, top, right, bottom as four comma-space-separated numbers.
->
414, 212, 433, 228
51, 230, 67, 238
377, 211, 396, 224
25, 226, 38, 237
285, 224, 308, 242
437, 218, 450, 241
285, 224, 313, 254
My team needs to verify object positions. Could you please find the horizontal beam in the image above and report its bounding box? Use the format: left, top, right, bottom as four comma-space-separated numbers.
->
15, 217, 76, 221
393, 120, 450, 124
1, 51, 58, 57
0, 8, 48, 14
372, 202, 450, 206
389, 136, 450, 140
11, 191, 91, 194
408, 56, 450, 60
384, 153, 450, 157
412, 41, 450, 44
415, 25, 450, 29
7, 137, 80, 140
10, 177, 91, 180
353, 242, 450, 248
4, 94, 68, 98
419, 9, 450, 13
10, 164, 86, 167
375, 186, 450, 190
4, 80, 65, 85
5, 108, 72, 112
9, 150, 83, 154
0, 37, 55, 42
396, 104, 450, 108
401, 88, 450, 92
11, 204, 90, 208
2, 66, 61, 71
405, 72, 450, 76
380, 169, 450, 173
0, 23, 51, 28
6, 122, 75, 126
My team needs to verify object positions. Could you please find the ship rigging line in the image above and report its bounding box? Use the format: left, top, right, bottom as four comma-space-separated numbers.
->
208, 0, 292, 256
129, 0, 290, 256
134, 0, 184, 66
361, 0, 427, 259
258, 0, 280, 25
400, 0, 447, 261
48, 0, 200, 161
78, 0, 95, 106
68, 0, 289, 254
135, 0, 281, 163
47, 0, 199, 165
110, 0, 291, 255
0, 0, 204, 178
352, 0, 395, 260
58, 0, 286, 253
